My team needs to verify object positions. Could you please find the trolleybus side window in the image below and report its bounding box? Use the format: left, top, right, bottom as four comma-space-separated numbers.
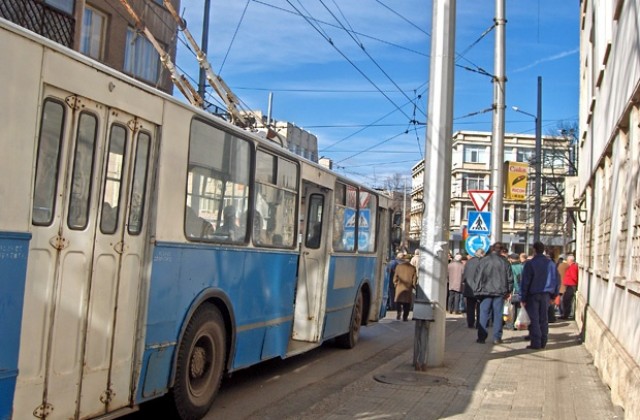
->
305, 194, 324, 249
333, 182, 357, 252
186, 119, 251, 243
358, 190, 377, 253
100, 124, 127, 234
32, 99, 66, 226
68, 112, 98, 230
128, 131, 151, 235
254, 150, 298, 248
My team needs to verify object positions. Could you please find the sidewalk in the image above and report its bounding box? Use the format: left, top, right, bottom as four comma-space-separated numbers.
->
297, 313, 624, 419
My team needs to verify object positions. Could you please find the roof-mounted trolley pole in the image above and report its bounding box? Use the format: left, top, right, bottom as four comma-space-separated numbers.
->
163, 0, 252, 128
118, 0, 204, 108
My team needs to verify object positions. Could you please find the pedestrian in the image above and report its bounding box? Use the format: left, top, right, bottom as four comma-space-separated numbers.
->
393, 258, 417, 321
410, 249, 420, 268
447, 254, 464, 314
472, 243, 513, 344
386, 252, 404, 311
506, 253, 523, 330
463, 248, 484, 328
556, 256, 569, 317
561, 255, 578, 319
521, 241, 559, 349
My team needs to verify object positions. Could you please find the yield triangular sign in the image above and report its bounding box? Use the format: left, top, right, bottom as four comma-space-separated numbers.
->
468, 190, 494, 212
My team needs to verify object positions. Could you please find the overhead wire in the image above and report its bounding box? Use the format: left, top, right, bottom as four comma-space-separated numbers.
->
218, 0, 251, 75
336, 130, 408, 164
284, 0, 414, 123
319, 84, 427, 152
250, 0, 428, 57
317, 0, 424, 115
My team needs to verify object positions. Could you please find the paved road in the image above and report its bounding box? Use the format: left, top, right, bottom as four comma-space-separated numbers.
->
131, 313, 624, 419
130, 314, 415, 419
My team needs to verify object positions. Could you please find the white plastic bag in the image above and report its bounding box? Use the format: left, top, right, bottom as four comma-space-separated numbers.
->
515, 306, 531, 330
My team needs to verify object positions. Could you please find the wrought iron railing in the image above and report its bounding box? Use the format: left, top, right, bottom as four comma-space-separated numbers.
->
0, 0, 74, 47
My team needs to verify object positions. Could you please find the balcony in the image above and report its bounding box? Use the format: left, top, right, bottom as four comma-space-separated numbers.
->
1, 0, 74, 48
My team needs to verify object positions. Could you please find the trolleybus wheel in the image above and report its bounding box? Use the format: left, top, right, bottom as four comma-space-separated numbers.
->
172, 304, 226, 420
336, 289, 363, 349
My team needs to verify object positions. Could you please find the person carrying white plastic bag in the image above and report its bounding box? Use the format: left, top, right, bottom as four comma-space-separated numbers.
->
515, 306, 531, 330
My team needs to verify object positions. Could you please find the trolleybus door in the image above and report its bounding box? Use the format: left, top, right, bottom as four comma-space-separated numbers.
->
15, 90, 154, 419
78, 110, 154, 416
292, 183, 329, 342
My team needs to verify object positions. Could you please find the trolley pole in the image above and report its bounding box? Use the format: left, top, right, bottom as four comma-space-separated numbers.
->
415, 0, 456, 369
489, 0, 506, 245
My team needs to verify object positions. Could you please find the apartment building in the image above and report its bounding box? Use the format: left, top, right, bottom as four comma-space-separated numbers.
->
1, 0, 180, 94
410, 130, 574, 257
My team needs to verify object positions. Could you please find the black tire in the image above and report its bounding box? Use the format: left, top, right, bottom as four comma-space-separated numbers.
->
172, 305, 226, 420
336, 290, 364, 349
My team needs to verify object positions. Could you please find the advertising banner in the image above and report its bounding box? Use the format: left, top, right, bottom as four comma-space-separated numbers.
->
505, 161, 529, 200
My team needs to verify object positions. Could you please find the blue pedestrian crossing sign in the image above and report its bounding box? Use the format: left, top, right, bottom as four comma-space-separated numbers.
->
465, 234, 491, 256
467, 211, 491, 235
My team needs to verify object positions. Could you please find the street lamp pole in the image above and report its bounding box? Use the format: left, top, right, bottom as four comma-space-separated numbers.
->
534, 76, 542, 244
512, 76, 542, 246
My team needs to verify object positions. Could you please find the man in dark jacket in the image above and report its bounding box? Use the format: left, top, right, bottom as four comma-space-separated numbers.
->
473, 243, 514, 344
462, 248, 485, 328
521, 241, 559, 349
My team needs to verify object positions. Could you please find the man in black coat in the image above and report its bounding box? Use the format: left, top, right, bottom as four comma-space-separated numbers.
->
473, 242, 514, 344
462, 248, 485, 328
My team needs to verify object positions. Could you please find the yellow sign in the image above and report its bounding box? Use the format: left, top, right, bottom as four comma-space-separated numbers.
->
505, 161, 528, 200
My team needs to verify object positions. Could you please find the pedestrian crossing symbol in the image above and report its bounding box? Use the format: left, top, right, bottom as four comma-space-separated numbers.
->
467, 211, 491, 235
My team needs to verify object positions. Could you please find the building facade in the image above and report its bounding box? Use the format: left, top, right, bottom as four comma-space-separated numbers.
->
1, 0, 179, 93
410, 130, 574, 257
575, 1, 640, 417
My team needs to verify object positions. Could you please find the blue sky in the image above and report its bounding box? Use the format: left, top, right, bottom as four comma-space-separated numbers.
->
175, 0, 579, 188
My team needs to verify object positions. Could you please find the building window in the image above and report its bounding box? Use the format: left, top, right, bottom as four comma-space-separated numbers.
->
464, 146, 486, 163
517, 148, 535, 163
542, 178, 563, 196
543, 150, 566, 168
515, 205, 529, 223
45, 0, 74, 14
462, 174, 485, 192
124, 28, 160, 83
80, 6, 106, 60
503, 208, 510, 222
461, 204, 475, 220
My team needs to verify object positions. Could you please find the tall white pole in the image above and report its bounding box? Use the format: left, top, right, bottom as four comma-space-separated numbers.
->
490, 0, 506, 244
415, 0, 456, 369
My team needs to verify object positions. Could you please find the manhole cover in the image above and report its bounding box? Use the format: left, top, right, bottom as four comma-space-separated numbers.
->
373, 372, 448, 387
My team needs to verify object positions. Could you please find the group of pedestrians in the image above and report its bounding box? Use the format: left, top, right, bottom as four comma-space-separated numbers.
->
385, 242, 578, 350
462, 241, 578, 350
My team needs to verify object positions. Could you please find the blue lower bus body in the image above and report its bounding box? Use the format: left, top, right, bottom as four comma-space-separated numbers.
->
136, 243, 379, 403
0, 232, 30, 420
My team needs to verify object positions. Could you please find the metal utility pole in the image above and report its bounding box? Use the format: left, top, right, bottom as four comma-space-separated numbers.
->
402, 178, 407, 250
198, 0, 211, 101
415, 0, 456, 370
489, 0, 506, 245
533, 76, 542, 243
